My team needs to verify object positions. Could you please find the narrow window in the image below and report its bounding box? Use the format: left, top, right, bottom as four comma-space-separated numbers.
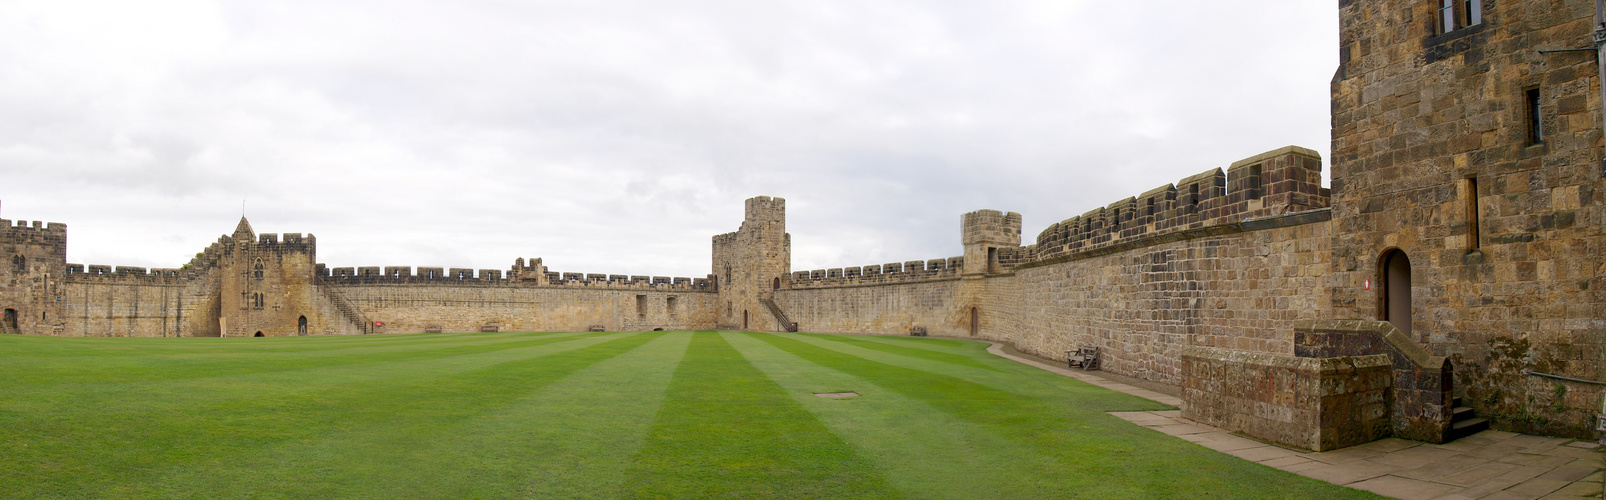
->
1464, 177, 1480, 250
1145, 197, 1155, 218
1463, 0, 1482, 26
11, 255, 23, 273
1189, 184, 1200, 213
253, 259, 264, 280
1526, 88, 1543, 144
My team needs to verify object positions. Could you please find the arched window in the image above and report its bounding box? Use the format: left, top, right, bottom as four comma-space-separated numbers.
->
253, 259, 264, 280
773, 277, 780, 290
12, 255, 24, 273
724, 264, 732, 286
1381, 250, 1413, 337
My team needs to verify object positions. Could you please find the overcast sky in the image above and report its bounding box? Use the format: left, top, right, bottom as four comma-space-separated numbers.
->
0, 1, 1339, 278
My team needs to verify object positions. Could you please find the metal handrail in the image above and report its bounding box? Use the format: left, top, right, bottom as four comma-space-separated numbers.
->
1525, 370, 1606, 385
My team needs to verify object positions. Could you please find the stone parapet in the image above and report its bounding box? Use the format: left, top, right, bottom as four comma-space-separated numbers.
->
1031, 146, 1328, 263
1295, 320, 1455, 444
788, 257, 964, 289
1183, 347, 1392, 451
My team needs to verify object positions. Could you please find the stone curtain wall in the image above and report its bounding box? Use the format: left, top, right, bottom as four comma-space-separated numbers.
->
773, 278, 966, 336
1004, 214, 1334, 385
1330, 0, 1606, 438
339, 285, 718, 334
1183, 347, 1392, 451
58, 270, 220, 337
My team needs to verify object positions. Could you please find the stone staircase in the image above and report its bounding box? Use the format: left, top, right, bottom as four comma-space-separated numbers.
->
760, 298, 798, 332
1449, 396, 1490, 441
316, 277, 371, 335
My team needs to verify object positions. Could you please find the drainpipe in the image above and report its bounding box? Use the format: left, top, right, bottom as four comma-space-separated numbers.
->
1598, 0, 1606, 177
1595, 0, 1606, 444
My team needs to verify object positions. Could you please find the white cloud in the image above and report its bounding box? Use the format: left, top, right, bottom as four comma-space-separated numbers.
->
0, 0, 1338, 277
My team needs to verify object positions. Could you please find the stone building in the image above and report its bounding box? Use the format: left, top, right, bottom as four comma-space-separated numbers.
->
0, 0, 1601, 449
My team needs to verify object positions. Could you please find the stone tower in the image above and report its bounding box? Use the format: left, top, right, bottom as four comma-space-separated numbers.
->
217, 217, 324, 337
711, 196, 791, 330
0, 219, 66, 335
1330, 0, 1605, 436
960, 210, 1021, 275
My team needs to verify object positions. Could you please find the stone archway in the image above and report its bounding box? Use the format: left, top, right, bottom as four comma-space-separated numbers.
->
743, 310, 749, 330
254, 331, 265, 337
298, 316, 308, 336
1381, 249, 1412, 337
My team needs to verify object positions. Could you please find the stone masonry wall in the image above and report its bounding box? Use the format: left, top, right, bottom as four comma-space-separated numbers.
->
1183, 347, 1392, 451
1331, 0, 1606, 437
773, 278, 966, 336
1004, 213, 1334, 385
58, 271, 220, 337
340, 285, 717, 334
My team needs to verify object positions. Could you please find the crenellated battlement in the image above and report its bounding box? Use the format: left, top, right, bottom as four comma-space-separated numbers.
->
1031, 146, 1327, 261
787, 256, 965, 289
64, 264, 194, 284
314, 263, 715, 292
0, 219, 68, 251
0, 219, 67, 234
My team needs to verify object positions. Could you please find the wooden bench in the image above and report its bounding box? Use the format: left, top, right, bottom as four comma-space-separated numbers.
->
909, 326, 928, 337
588, 325, 606, 332
1067, 346, 1100, 371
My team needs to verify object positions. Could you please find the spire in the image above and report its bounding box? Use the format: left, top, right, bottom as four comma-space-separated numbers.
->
233, 217, 254, 240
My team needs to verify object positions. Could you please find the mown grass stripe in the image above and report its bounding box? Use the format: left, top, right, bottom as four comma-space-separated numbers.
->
1, 332, 642, 498
754, 333, 1376, 499
387, 331, 695, 498
726, 332, 1059, 499
112, 331, 662, 498
622, 331, 898, 499
805, 333, 999, 371
0, 331, 592, 385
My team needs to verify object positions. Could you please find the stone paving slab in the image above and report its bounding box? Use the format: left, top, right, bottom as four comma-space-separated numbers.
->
984, 342, 1606, 499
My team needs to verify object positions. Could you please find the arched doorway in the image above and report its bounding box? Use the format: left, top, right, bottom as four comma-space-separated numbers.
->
254, 331, 265, 337
773, 277, 780, 290
298, 316, 308, 336
1381, 249, 1412, 337
969, 307, 979, 336
742, 310, 749, 330
2, 308, 16, 332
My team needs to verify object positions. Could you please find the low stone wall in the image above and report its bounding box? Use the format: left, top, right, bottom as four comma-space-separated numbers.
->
1182, 347, 1391, 451
1295, 320, 1454, 443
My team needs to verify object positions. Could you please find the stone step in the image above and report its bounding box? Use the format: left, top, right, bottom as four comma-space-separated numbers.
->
1450, 417, 1490, 441
1452, 406, 1477, 422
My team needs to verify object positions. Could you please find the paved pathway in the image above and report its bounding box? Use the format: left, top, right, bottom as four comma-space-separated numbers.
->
985, 343, 1606, 500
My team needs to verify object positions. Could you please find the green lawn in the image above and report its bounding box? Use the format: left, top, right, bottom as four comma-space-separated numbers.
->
0, 331, 1377, 498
